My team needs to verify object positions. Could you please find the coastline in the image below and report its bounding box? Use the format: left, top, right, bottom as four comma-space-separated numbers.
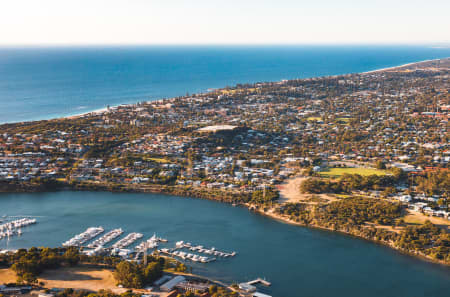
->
1, 57, 448, 125
60, 58, 450, 122
361, 59, 436, 74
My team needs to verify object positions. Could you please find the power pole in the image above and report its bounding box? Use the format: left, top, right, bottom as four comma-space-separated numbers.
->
144, 241, 148, 266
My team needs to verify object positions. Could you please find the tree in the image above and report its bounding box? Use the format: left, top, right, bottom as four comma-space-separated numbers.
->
376, 160, 386, 170
11, 259, 39, 283
143, 262, 162, 283
209, 285, 218, 294
20, 272, 38, 284
113, 262, 143, 288
63, 247, 80, 266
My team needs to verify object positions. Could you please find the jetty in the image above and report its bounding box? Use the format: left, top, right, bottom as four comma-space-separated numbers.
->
159, 248, 216, 263
247, 278, 272, 286
174, 240, 237, 258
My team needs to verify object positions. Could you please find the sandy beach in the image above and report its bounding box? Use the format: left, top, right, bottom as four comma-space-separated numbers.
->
65, 107, 109, 120
362, 57, 449, 74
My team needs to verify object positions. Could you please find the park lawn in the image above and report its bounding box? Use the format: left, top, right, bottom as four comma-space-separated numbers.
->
220, 88, 256, 95
334, 193, 352, 198
145, 157, 171, 163
335, 118, 353, 125
319, 167, 387, 178
336, 117, 353, 122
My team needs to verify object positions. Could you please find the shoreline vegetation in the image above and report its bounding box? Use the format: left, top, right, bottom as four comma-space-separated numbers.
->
1, 58, 449, 270
251, 199, 449, 267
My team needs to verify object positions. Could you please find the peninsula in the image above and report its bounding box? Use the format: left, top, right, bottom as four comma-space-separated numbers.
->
0, 58, 449, 266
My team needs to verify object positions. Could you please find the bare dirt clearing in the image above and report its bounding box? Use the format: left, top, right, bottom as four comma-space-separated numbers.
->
403, 211, 450, 230
0, 268, 16, 283
278, 176, 337, 204
37, 267, 123, 293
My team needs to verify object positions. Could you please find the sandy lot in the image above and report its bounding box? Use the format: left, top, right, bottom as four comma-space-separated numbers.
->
0, 268, 17, 283
403, 210, 450, 230
278, 176, 336, 204
36, 267, 124, 292
1, 267, 169, 296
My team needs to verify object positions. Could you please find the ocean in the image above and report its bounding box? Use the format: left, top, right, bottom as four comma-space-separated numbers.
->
0, 45, 449, 124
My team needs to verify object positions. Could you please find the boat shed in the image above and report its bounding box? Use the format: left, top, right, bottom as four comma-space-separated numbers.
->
253, 292, 272, 297
239, 283, 257, 293
160, 276, 186, 292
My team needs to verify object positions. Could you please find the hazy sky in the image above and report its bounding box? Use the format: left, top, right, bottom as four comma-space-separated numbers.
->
1, 0, 449, 45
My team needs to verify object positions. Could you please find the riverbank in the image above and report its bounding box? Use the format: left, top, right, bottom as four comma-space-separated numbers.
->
249, 202, 450, 267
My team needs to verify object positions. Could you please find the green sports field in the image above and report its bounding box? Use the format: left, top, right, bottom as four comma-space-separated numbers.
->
319, 167, 388, 178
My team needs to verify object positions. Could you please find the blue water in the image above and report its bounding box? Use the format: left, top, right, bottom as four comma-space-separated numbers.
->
0, 45, 449, 124
0, 192, 449, 297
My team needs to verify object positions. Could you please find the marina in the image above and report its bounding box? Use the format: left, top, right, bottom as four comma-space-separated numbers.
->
61, 227, 234, 265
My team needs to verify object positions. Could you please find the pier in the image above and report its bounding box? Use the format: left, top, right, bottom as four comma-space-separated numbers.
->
247, 278, 271, 286
175, 241, 237, 258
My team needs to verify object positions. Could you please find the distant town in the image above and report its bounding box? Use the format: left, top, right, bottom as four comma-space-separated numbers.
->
0, 59, 449, 297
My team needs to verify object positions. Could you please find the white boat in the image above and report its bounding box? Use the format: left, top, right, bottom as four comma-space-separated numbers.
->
62, 226, 104, 247
112, 232, 143, 249
88, 228, 123, 248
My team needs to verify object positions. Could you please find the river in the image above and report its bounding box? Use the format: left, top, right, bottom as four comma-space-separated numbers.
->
0, 191, 449, 297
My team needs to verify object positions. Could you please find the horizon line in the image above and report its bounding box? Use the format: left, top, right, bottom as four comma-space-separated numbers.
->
1, 42, 450, 48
